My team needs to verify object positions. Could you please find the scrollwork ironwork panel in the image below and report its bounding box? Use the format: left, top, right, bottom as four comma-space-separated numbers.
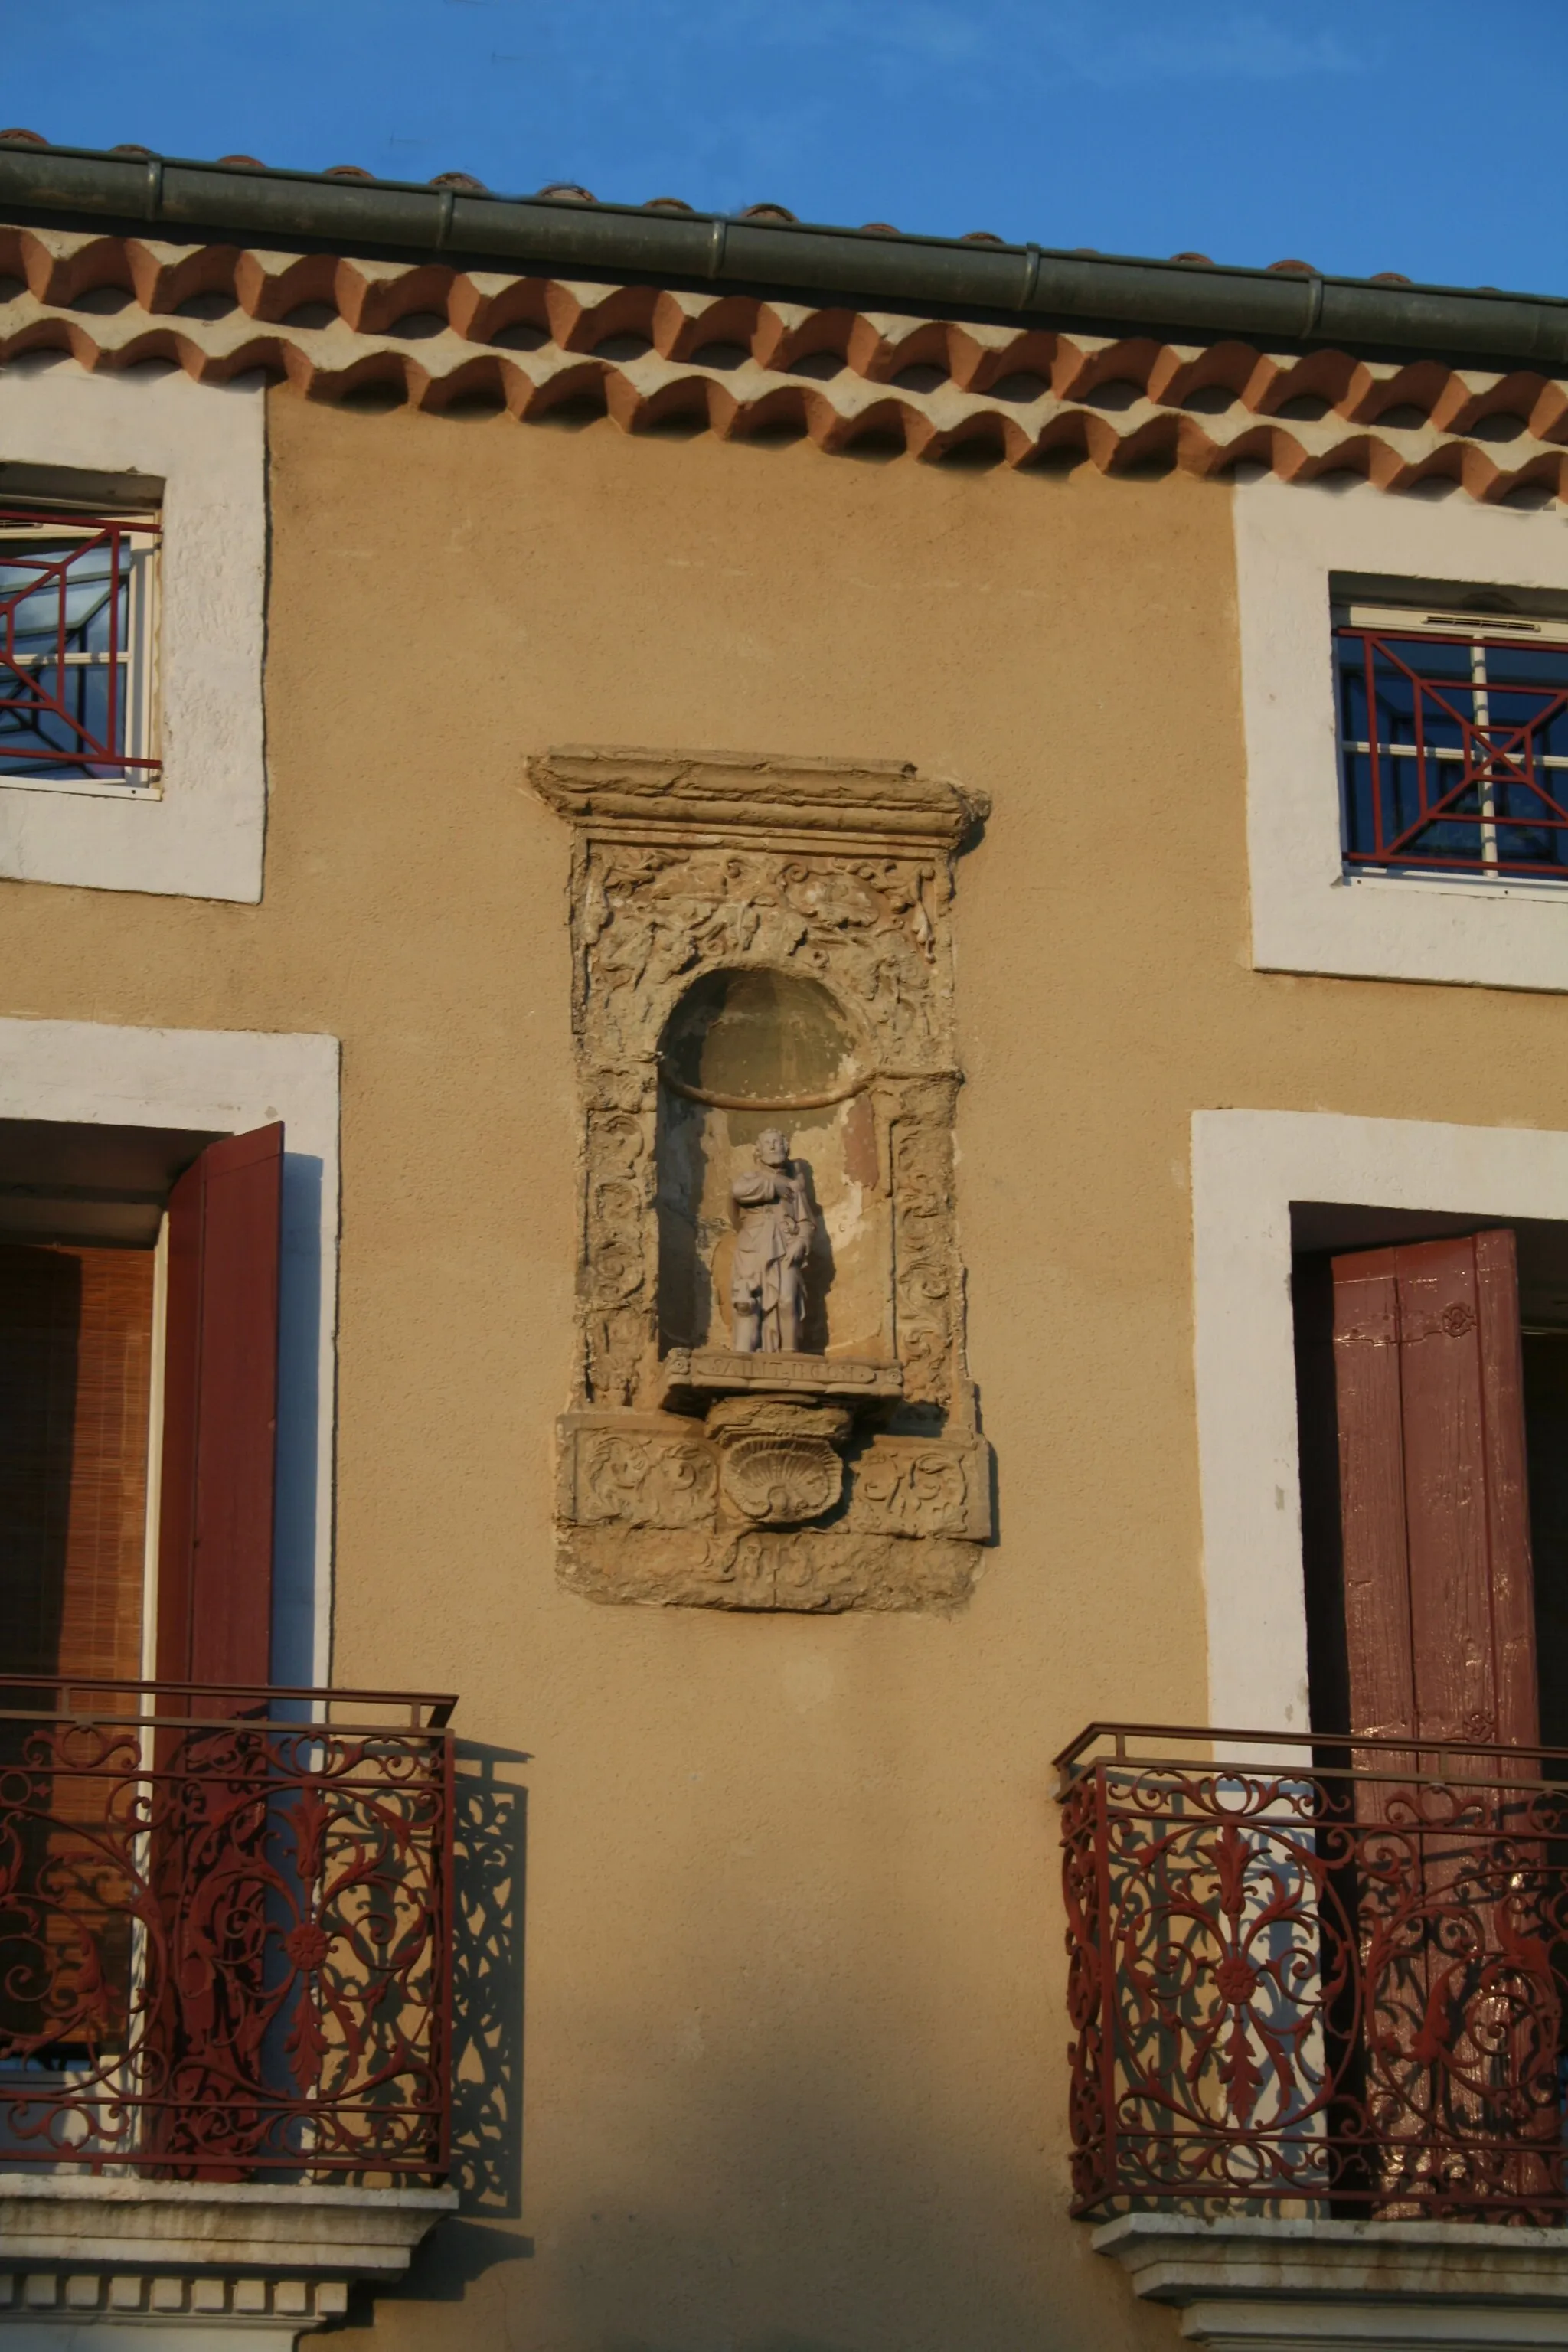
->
1059, 1726, 1568, 2223
0, 1677, 452, 2180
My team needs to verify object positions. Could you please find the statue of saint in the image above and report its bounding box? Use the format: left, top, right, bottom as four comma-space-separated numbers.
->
730, 1129, 815, 1353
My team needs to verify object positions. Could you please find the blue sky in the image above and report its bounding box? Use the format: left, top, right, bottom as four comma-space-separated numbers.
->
12, 1, 1568, 296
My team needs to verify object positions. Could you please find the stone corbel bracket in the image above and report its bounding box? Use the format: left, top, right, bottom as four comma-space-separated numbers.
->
531, 745, 992, 1613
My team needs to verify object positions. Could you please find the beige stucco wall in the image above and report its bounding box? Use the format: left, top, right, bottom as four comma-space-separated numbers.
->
8, 390, 1568, 2350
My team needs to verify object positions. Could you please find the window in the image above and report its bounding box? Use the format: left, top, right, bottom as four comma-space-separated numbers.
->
1291, 1216, 1562, 1746
1189, 1108, 1568, 1730
0, 504, 160, 795
0, 1119, 281, 2071
1336, 598, 1568, 883
1234, 475, 1568, 993
0, 367, 265, 900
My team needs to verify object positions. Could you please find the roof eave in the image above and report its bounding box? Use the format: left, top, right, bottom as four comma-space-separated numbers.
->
4, 139, 1568, 372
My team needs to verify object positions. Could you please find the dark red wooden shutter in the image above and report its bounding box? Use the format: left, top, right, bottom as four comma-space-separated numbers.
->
155, 1124, 283, 1691
1331, 1229, 1537, 1753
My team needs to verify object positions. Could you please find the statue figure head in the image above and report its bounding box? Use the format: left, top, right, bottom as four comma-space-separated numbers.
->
756, 1128, 790, 1168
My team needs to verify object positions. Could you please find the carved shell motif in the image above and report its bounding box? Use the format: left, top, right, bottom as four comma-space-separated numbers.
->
719, 1433, 844, 1526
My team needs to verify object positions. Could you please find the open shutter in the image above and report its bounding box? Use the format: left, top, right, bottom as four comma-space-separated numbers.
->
1331, 1229, 1537, 1752
155, 1124, 283, 1691
1329, 1231, 1558, 2209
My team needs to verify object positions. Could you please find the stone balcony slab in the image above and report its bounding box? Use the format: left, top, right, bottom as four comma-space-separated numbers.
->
0, 2174, 456, 2347
1097, 2213, 1568, 2349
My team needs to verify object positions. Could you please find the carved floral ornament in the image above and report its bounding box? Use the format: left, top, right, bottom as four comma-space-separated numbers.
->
531, 746, 993, 1612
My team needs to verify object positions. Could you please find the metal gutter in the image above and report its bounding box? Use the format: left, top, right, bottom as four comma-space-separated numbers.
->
5, 137, 1568, 368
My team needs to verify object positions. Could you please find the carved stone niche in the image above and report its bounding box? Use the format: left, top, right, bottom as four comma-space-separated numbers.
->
532, 746, 992, 1613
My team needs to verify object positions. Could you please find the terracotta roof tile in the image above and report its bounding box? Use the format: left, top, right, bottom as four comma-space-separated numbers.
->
1, 138, 1563, 501
2, 220, 1566, 503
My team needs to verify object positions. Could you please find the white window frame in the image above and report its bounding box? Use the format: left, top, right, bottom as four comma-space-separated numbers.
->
1234, 473, 1568, 991
1192, 1106, 1568, 1736
0, 360, 266, 903
0, 1016, 340, 1684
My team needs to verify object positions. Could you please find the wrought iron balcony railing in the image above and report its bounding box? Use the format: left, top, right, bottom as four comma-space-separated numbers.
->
0, 1675, 454, 2180
1058, 1723, 1568, 2225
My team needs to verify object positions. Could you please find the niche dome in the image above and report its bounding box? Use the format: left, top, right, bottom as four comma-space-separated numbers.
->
659, 969, 860, 1108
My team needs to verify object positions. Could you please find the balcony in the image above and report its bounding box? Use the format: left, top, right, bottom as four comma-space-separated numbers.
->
1060, 1723, 1568, 2350
0, 1675, 457, 2337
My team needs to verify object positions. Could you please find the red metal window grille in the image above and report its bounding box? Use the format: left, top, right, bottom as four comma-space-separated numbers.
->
0, 510, 161, 789
1336, 605, 1568, 880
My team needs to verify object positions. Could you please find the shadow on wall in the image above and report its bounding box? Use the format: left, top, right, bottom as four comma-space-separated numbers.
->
386, 1989, 1114, 2352
449, 1742, 528, 2220
363, 1767, 1144, 2352
531, 2031, 1067, 2352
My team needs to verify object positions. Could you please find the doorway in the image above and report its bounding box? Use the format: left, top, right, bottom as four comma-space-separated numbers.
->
0, 1120, 220, 1697
1292, 1203, 1568, 2210
1293, 1201, 1568, 1746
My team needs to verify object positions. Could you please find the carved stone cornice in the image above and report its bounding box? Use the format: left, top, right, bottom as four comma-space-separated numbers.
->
528, 746, 987, 851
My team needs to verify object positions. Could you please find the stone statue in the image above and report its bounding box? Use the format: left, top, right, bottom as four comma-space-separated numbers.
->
730, 1129, 814, 1353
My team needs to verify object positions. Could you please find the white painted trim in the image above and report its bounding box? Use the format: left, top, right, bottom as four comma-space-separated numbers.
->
0, 361, 266, 903
1234, 473, 1568, 991
0, 1018, 339, 1684
1191, 1109, 1568, 1733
